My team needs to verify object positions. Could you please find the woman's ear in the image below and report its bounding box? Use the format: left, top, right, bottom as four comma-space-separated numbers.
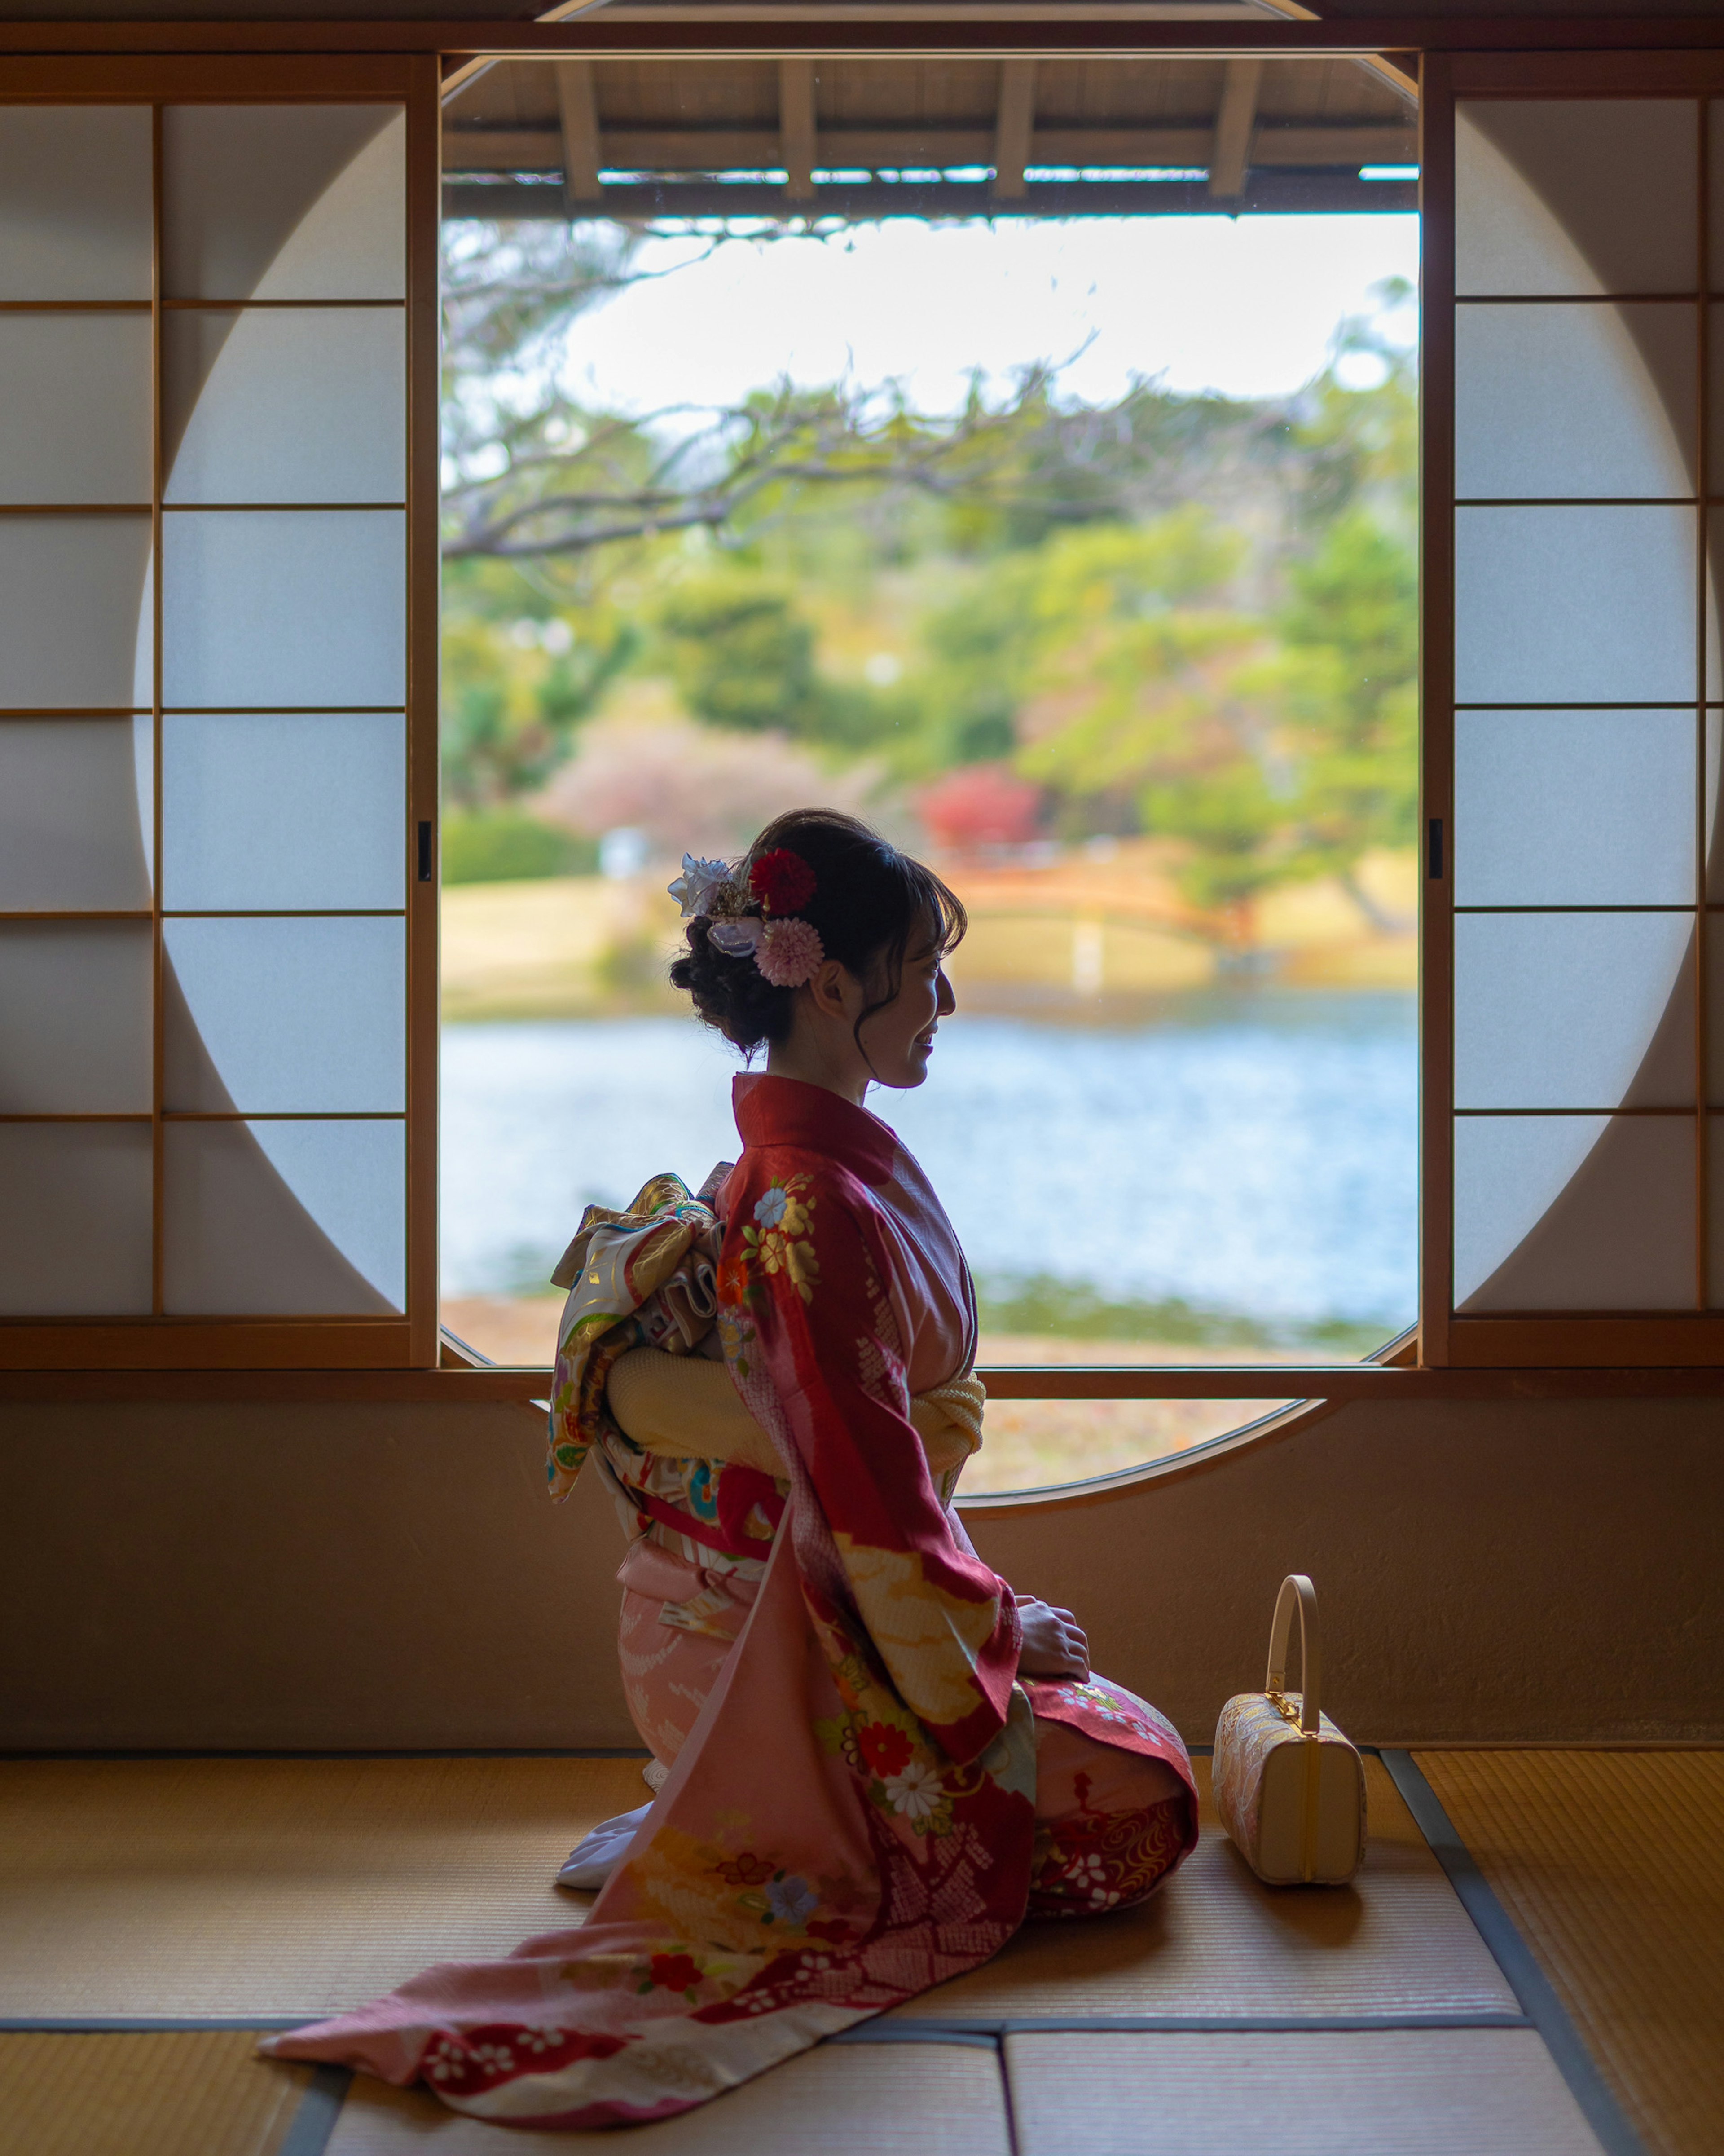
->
805, 957, 858, 1023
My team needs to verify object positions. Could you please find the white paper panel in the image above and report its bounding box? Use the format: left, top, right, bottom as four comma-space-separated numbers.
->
1456, 303, 1694, 501
252, 1118, 404, 1309
0, 722, 152, 910
162, 713, 404, 911
163, 309, 406, 505
1455, 912, 1695, 1109
1456, 101, 1696, 297
162, 1118, 403, 1314
163, 916, 404, 1112
1454, 506, 1694, 705
162, 106, 404, 301
0, 1124, 152, 1314
0, 517, 152, 710
0, 107, 152, 302
1456, 1113, 1694, 1309
0, 315, 152, 505
0, 924, 151, 1111
1454, 711, 1695, 907
161, 511, 405, 709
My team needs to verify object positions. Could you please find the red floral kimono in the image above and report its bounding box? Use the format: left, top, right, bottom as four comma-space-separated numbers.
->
265, 1075, 1196, 2128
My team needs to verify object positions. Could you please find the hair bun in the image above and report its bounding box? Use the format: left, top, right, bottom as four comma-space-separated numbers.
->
669, 915, 790, 1053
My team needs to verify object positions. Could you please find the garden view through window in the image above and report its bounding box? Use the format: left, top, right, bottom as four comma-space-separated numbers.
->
437, 169, 1420, 1492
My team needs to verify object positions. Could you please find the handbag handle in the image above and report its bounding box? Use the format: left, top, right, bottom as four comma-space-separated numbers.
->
1265, 1574, 1321, 1736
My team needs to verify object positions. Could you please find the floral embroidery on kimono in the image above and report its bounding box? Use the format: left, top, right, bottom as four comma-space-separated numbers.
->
262, 1075, 1195, 2129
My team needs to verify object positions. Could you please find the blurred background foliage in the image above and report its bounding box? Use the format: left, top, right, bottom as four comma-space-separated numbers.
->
438, 220, 1416, 938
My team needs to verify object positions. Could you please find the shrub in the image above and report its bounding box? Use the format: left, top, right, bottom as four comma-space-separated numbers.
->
916, 762, 1045, 851
441, 809, 599, 884
535, 716, 879, 862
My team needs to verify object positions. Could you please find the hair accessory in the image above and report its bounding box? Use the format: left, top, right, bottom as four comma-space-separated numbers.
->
674, 843, 824, 989
705, 915, 763, 958
755, 916, 824, 988
749, 847, 818, 916
668, 854, 737, 920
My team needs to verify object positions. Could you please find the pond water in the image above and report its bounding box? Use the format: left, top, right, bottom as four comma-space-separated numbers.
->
441, 990, 1417, 1347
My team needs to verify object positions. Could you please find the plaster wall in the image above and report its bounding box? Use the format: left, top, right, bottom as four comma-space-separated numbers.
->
1, 1391, 1719, 1752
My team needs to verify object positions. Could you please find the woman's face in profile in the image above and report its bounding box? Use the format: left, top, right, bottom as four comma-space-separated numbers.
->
858, 924, 957, 1091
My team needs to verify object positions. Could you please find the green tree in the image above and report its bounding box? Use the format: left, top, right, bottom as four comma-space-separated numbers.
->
441, 574, 635, 808
998, 516, 1299, 931
909, 508, 1246, 778
657, 576, 817, 733
1275, 511, 1419, 927
1287, 278, 1418, 539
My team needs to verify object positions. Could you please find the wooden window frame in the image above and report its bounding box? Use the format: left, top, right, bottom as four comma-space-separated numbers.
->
1423, 48, 1724, 1369
5, 17, 1724, 1403
0, 52, 442, 1371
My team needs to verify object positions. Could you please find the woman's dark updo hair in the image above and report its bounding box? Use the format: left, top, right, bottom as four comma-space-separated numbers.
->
669, 808, 966, 1058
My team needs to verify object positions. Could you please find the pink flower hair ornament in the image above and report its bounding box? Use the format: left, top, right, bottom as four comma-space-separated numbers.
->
704, 911, 825, 988
756, 914, 825, 988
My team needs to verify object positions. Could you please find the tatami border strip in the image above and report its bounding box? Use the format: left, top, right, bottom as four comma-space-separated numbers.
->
831, 2024, 1000, 2048
0, 2006, 1533, 2036
277, 2065, 353, 2156
0, 1746, 654, 1761
0, 2016, 312, 2031
1380, 1750, 1646, 2156
844, 2011, 1531, 2037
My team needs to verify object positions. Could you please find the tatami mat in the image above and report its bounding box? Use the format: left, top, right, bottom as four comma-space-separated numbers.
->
0, 1756, 646, 2019
325, 2043, 1010, 2154
1003, 2029, 1605, 2154
0, 2031, 307, 2156
0, 1752, 1515, 2028
1416, 1750, 1724, 2156
887, 1755, 1517, 2022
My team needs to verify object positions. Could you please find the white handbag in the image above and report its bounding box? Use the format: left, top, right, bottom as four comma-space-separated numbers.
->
1212, 1574, 1367, 1885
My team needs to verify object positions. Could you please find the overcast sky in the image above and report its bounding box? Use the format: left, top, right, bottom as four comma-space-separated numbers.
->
554, 212, 1421, 417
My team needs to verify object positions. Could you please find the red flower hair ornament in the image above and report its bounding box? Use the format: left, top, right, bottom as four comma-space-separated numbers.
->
748, 847, 818, 915
671, 844, 825, 988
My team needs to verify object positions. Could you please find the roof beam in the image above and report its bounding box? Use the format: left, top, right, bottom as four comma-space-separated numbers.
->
1207, 54, 1261, 198
780, 56, 817, 201
991, 57, 1037, 202
445, 173, 1417, 221
2, 18, 1719, 58
442, 123, 1417, 175
555, 57, 603, 205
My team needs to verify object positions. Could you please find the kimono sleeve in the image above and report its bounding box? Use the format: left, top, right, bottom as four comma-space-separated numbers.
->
725, 1162, 1020, 1764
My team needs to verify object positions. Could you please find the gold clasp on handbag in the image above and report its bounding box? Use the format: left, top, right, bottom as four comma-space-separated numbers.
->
1266, 1689, 1311, 1733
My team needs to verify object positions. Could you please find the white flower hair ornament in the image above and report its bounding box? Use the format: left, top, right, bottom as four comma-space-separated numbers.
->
667, 846, 826, 989
667, 854, 735, 919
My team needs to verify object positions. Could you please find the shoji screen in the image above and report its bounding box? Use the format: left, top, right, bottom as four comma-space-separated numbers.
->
1425, 57, 1724, 1364
0, 62, 437, 1367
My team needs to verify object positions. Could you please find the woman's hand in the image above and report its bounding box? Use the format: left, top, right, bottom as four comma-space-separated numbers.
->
1015, 1596, 1090, 1683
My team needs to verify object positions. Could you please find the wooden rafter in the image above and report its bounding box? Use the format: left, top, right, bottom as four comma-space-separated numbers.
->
779, 55, 816, 199
555, 57, 603, 204
991, 56, 1036, 200
1208, 54, 1262, 197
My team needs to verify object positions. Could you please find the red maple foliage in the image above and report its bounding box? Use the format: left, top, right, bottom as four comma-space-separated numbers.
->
916, 763, 1045, 851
